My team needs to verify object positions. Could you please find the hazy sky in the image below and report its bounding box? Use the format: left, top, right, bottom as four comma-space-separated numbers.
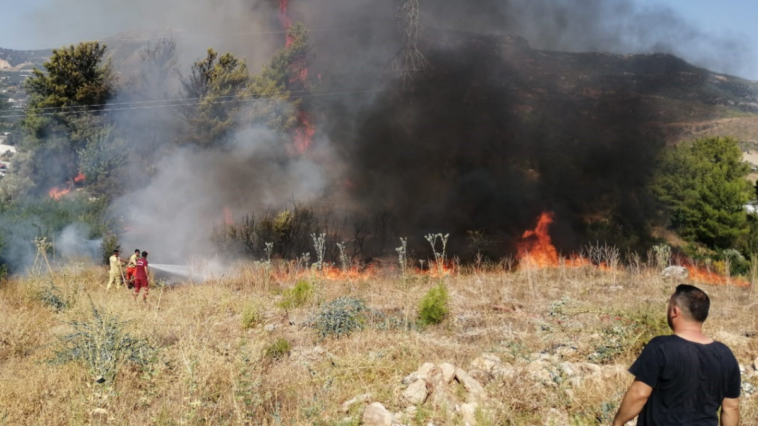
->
0, 0, 756, 78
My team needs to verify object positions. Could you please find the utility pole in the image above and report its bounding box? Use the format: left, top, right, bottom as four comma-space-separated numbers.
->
385, 0, 431, 88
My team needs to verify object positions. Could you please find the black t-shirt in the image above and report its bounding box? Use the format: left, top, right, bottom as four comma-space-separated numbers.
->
629, 335, 741, 426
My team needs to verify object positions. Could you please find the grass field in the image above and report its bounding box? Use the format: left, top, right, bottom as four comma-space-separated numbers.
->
0, 259, 756, 425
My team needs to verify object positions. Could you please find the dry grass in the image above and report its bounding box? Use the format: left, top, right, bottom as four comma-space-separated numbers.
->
0, 261, 756, 425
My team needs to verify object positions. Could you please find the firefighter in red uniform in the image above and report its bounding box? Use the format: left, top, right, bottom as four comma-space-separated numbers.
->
133, 251, 150, 301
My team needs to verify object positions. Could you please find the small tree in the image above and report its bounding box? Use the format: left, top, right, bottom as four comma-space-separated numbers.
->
654, 137, 753, 249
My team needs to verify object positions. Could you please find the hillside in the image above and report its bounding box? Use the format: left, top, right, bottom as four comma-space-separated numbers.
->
0, 260, 756, 425
0, 47, 50, 70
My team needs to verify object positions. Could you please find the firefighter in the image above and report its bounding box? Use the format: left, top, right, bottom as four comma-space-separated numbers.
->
133, 251, 150, 302
125, 249, 140, 289
106, 249, 125, 290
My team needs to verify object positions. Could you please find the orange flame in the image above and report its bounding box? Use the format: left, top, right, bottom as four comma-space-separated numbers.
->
683, 263, 750, 288
517, 212, 596, 270
517, 212, 560, 269
48, 186, 71, 200
294, 111, 315, 154
74, 172, 85, 183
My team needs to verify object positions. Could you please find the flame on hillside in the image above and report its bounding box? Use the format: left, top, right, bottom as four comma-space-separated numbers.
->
48, 186, 71, 200
517, 212, 594, 270
74, 172, 86, 183
683, 262, 750, 288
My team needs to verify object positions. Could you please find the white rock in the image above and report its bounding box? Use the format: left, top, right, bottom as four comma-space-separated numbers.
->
417, 363, 435, 379
459, 402, 479, 425
753, 356, 758, 371
401, 372, 420, 385
440, 362, 456, 383
470, 354, 502, 374
545, 408, 569, 426
559, 362, 577, 377
263, 324, 275, 332
661, 266, 688, 279
401, 379, 429, 406
575, 362, 601, 377
492, 363, 517, 380
91, 408, 108, 420
455, 368, 485, 399
428, 366, 458, 411
739, 364, 746, 374
362, 403, 395, 426
341, 393, 372, 413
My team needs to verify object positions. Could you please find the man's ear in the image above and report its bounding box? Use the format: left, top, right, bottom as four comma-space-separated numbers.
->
670, 304, 681, 318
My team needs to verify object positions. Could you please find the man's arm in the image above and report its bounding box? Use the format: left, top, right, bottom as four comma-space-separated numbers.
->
720, 397, 739, 426
611, 380, 653, 426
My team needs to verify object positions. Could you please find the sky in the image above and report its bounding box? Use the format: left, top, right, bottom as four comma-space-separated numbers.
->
0, 0, 757, 78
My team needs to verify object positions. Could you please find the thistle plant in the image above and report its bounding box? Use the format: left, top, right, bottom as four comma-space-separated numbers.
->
298, 253, 311, 273
425, 233, 449, 276
311, 233, 327, 272
652, 244, 671, 270
337, 242, 351, 272
396, 238, 408, 278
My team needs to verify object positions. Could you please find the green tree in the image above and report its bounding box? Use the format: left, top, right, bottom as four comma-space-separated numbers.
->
180, 49, 250, 146
2, 43, 116, 200
654, 137, 753, 249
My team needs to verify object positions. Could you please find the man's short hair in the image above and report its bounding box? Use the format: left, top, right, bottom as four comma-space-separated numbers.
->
142, 251, 148, 258
672, 284, 710, 323
134, 249, 140, 253
113, 249, 119, 254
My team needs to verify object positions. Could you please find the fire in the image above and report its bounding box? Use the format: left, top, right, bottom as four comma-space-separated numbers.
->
683, 262, 750, 288
294, 111, 315, 154
279, 0, 292, 32
74, 172, 85, 183
48, 186, 71, 200
516, 211, 595, 270
517, 212, 560, 269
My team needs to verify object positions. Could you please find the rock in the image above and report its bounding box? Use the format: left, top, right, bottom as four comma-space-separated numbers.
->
470, 354, 502, 375
440, 363, 456, 383
404, 363, 435, 385
401, 372, 420, 385
753, 356, 758, 371
575, 363, 601, 377
417, 363, 435, 379
459, 402, 479, 425
493, 363, 517, 380
661, 266, 688, 279
401, 379, 429, 406
362, 403, 395, 426
559, 362, 577, 377
525, 360, 553, 384
405, 406, 418, 416
263, 324, 275, 332
739, 364, 746, 374
455, 368, 485, 399
341, 393, 372, 413
428, 366, 458, 411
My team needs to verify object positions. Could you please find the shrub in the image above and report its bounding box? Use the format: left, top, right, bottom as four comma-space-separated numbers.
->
278, 280, 313, 310
52, 302, 155, 383
38, 282, 69, 312
418, 283, 449, 326
264, 338, 291, 360
241, 302, 264, 329
309, 297, 374, 339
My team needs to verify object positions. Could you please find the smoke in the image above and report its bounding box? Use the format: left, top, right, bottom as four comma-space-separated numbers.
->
113, 125, 331, 264
7, 0, 755, 268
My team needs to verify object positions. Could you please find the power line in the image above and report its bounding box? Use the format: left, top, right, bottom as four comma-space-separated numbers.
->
0, 88, 386, 119
12, 88, 316, 113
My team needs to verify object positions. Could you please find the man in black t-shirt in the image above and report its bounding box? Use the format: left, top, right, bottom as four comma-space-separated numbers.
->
612, 284, 741, 426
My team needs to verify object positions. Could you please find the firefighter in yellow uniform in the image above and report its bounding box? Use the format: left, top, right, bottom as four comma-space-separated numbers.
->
107, 249, 125, 290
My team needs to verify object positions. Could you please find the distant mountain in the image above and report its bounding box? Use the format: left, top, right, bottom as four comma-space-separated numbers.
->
0, 47, 50, 71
